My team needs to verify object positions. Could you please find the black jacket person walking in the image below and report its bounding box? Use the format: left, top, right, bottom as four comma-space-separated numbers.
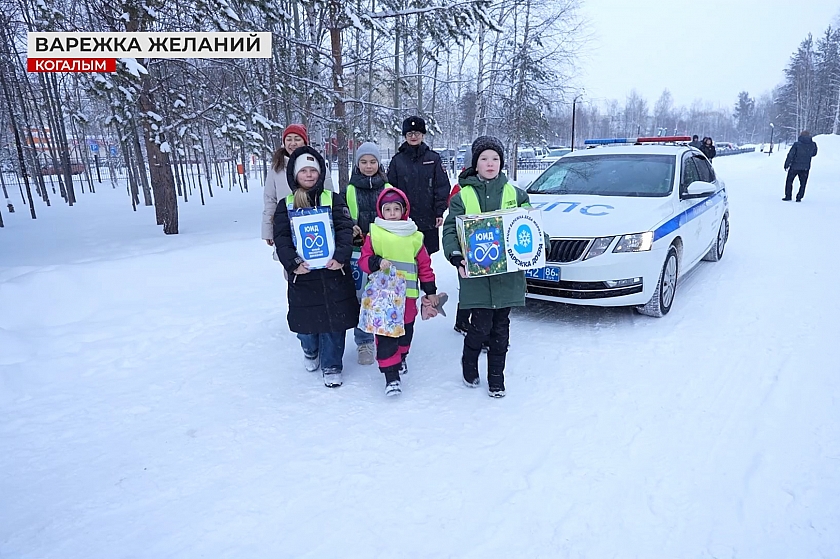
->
386, 116, 451, 255
783, 131, 818, 202
700, 137, 716, 160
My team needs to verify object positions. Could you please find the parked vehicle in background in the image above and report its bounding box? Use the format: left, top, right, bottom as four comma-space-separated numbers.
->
517, 147, 537, 161
455, 143, 470, 168
541, 147, 571, 163
525, 137, 730, 318
438, 148, 457, 170
42, 162, 85, 175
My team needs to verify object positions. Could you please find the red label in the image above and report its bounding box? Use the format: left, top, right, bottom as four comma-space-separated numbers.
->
27, 58, 116, 73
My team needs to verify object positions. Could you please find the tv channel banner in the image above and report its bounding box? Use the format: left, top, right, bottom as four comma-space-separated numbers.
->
27, 32, 271, 73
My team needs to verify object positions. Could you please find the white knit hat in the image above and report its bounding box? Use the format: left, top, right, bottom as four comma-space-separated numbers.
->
293, 153, 321, 177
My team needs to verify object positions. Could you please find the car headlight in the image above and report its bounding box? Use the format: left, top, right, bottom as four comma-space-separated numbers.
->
584, 236, 615, 260
613, 232, 654, 253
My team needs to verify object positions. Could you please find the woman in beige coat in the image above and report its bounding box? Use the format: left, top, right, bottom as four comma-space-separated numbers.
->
262, 124, 334, 245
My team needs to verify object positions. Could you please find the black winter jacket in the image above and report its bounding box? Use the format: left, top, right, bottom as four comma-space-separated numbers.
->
785, 134, 818, 171
386, 142, 450, 231
700, 139, 716, 160
347, 169, 388, 239
273, 146, 360, 334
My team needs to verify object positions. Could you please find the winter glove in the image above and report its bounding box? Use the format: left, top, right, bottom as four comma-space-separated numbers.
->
421, 293, 447, 320
420, 299, 438, 320
449, 254, 465, 268
432, 292, 448, 317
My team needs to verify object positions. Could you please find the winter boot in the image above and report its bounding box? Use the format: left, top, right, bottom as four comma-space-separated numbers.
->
303, 352, 319, 372
398, 355, 408, 377
488, 371, 505, 398
322, 369, 343, 388
454, 306, 471, 336
357, 343, 375, 366
462, 353, 480, 387
385, 380, 402, 397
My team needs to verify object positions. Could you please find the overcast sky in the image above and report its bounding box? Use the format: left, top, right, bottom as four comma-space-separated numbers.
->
577, 0, 840, 109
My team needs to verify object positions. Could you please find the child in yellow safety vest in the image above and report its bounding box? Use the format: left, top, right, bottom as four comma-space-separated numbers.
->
273, 147, 359, 389
442, 136, 535, 398
346, 142, 392, 366
358, 189, 438, 396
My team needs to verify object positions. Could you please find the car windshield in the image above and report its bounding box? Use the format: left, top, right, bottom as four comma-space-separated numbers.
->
526, 154, 676, 197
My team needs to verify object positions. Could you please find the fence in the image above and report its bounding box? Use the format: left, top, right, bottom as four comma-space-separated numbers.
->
715, 147, 756, 157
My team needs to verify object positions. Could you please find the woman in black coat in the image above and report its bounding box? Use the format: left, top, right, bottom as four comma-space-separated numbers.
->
700, 137, 716, 160
273, 146, 360, 388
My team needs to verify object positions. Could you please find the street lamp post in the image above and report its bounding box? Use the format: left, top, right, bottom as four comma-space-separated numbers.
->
768, 123, 775, 155
570, 92, 583, 152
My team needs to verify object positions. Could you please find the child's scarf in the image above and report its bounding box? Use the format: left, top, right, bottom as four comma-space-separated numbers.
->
373, 217, 418, 237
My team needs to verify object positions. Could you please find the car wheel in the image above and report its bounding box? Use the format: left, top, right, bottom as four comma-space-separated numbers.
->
702, 215, 729, 262
635, 246, 679, 318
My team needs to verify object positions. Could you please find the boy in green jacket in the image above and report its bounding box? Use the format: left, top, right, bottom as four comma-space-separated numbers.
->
442, 136, 533, 398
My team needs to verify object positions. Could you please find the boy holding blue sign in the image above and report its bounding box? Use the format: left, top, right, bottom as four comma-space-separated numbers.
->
442, 136, 533, 398
273, 147, 359, 388
358, 189, 438, 396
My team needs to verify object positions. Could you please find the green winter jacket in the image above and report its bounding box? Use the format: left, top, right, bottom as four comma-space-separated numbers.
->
443, 170, 532, 310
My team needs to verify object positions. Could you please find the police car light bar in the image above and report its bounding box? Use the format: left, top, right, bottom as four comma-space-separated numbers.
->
584, 136, 691, 145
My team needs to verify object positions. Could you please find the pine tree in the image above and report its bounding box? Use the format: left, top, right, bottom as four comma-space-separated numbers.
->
733, 91, 755, 143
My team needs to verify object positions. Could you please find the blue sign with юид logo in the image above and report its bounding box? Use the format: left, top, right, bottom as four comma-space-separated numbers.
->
468, 227, 502, 267
298, 221, 328, 260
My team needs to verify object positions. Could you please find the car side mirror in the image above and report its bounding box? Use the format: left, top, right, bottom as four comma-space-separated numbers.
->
683, 181, 715, 198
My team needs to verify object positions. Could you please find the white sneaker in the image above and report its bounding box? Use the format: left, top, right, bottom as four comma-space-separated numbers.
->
303, 354, 319, 372
385, 380, 402, 396
357, 343, 375, 366
323, 369, 343, 388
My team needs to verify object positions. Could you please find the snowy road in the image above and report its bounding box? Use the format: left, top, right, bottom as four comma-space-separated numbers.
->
1, 143, 838, 558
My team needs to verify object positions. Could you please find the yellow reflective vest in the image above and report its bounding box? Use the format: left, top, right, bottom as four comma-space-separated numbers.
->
459, 183, 518, 214
346, 183, 393, 221
285, 190, 333, 210
369, 223, 424, 298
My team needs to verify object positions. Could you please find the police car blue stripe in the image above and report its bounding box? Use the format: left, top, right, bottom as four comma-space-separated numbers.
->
653, 190, 726, 241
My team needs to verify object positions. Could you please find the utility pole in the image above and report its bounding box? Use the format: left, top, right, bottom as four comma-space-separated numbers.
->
570, 92, 583, 152
768, 123, 774, 155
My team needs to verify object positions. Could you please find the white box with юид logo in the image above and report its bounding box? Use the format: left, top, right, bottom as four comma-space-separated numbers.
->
456, 207, 546, 278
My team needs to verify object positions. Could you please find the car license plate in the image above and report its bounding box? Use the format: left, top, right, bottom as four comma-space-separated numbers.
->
524, 265, 561, 282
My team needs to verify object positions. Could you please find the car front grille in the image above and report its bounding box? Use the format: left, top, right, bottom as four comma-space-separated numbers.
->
547, 239, 590, 263
526, 280, 643, 300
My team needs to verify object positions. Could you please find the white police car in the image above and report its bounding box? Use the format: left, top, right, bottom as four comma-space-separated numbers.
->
524, 137, 729, 317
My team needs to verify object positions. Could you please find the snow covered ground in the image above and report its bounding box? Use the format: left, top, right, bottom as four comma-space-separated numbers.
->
1, 141, 839, 558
